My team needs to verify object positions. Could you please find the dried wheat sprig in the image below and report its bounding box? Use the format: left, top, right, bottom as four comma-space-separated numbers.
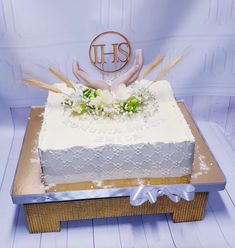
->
153, 53, 183, 82
142, 53, 165, 79
48, 67, 76, 90
23, 78, 66, 94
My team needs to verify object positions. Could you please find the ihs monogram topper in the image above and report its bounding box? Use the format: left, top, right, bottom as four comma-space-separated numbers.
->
89, 31, 132, 73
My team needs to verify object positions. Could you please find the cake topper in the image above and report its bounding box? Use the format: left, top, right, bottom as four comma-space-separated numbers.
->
89, 31, 132, 73
22, 31, 185, 98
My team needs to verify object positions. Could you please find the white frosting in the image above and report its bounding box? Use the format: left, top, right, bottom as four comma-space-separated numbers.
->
38, 80, 195, 184
38, 80, 194, 150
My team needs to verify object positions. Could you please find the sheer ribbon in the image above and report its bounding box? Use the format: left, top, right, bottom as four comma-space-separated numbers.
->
130, 184, 195, 206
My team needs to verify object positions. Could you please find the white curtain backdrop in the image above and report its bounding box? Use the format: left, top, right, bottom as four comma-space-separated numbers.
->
0, 0, 235, 107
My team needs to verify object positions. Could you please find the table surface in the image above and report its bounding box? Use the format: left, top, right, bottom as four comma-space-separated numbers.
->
11, 102, 226, 204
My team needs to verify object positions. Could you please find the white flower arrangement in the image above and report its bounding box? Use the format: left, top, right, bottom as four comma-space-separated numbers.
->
62, 82, 158, 118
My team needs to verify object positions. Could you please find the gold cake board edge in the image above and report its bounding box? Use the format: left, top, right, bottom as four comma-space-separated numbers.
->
46, 175, 191, 192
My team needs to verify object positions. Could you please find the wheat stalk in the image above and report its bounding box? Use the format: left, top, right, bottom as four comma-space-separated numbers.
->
142, 53, 165, 79
23, 78, 65, 94
48, 67, 76, 90
153, 53, 183, 82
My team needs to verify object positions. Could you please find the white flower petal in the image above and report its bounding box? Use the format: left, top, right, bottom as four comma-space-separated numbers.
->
100, 90, 113, 105
112, 83, 131, 101
90, 96, 102, 107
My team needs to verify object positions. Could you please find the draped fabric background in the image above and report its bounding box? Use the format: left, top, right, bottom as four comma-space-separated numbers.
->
0, 0, 235, 107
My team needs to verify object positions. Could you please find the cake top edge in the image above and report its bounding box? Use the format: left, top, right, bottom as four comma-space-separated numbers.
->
38, 80, 195, 150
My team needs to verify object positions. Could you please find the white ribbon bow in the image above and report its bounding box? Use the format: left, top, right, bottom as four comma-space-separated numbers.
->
130, 184, 195, 206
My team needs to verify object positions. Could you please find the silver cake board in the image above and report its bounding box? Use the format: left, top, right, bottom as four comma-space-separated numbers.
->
11, 102, 226, 233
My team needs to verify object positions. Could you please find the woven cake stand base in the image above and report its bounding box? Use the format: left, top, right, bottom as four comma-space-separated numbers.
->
24, 192, 208, 233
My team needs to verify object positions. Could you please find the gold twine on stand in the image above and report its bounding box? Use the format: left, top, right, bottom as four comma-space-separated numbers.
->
24, 192, 208, 233
142, 53, 165, 79
23, 78, 66, 94
48, 67, 76, 90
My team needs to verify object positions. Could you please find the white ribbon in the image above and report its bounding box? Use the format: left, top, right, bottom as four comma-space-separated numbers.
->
130, 184, 195, 206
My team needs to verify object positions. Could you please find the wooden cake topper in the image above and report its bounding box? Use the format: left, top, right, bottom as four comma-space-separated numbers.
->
89, 31, 132, 74
22, 30, 185, 93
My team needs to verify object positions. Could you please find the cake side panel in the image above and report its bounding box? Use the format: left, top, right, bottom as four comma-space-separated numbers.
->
40, 141, 195, 185
37, 83, 74, 151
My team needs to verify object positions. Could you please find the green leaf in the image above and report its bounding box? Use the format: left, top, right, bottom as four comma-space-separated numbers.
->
127, 105, 132, 111
130, 98, 138, 106
94, 90, 100, 97
132, 106, 137, 113
83, 88, 92, 97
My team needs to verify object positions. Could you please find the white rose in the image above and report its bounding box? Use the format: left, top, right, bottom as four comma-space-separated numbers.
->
113, 83, 131, 101
90, 96, 102, 107
90, 90, 113, 107
72, 103, 83, 114
99, 90, 113, 105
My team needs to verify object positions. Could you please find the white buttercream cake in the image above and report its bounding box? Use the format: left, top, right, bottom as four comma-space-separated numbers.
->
38, 80, 195, 185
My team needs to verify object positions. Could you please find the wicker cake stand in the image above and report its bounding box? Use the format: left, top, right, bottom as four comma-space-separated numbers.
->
11, 102, 226, 233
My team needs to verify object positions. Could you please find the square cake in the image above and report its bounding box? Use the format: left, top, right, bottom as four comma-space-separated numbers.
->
38, 80, 195, 185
